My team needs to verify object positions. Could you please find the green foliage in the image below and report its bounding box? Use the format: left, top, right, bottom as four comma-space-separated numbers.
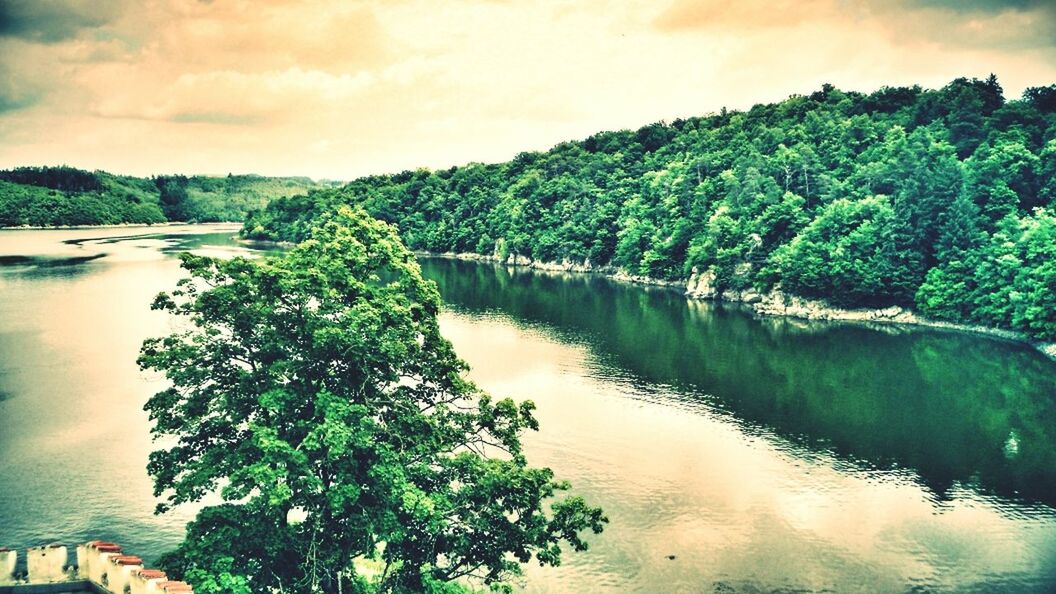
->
0, 165, 103, 192
152, 173, 338, 223
1035, 140, 1056, 207
920, 209, 1056, 340
769, 196, 919, 307
1023, 84, 1056, 114
155, 175, 191, 221
139, 206, 605, 594
156, 505, 285, 594
966, 137, 1041, 225
0, 166, 334, 227
0, 179, 165, 226
685, 205, 752, 290
181, 559, 254, 594
240, 75, 1056, 339
0, 167, 169, 226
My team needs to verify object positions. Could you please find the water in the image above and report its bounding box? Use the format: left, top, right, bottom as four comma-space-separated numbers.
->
2, 229, 1056, 592
0, 226, 262, 559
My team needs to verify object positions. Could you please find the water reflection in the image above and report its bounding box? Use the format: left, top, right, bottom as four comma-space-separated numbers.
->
423, 257, 1056, 593
2, 230, 1055, 593
421, 258, 1056, 509
438, 313, 1056, 593
0, 226, 242, 561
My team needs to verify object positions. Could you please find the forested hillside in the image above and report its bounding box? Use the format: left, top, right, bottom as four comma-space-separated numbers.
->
154, 174, 336, 222
0, 167, 167, 226
0, 166, 336, 227
243, 77, 1056, 341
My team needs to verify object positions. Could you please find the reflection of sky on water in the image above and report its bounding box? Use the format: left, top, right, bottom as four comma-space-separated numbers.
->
0, 225, 247, 269
424, 258, 1056, 510
0, 225, 243, 562
440, 313, 1056, 593
0, 227, 276, 282
1, 228, 1055, 593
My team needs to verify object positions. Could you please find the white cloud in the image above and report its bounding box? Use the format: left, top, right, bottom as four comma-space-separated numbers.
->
0, 0, 1054, 178
92, 68, 377, 123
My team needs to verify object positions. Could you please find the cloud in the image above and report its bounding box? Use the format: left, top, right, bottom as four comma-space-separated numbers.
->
0, 0, 128, 43
0, 39, 67, 112
911, 0, 1050, 12
92, 68, 378, 124
654, 0, 838, 31
0, 84, 41, 113
653, 0, 1056, 54
143, 2, 390, 74
58, 38, 136, 64
876, 0, 1056, 53
0, 63, 42, 112
1, 0, 1055, 179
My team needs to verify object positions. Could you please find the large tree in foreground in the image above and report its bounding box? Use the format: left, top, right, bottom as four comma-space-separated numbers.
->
139, 206, 606, 594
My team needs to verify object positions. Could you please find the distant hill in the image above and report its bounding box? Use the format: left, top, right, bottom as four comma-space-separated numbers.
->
0, 166, 340, 227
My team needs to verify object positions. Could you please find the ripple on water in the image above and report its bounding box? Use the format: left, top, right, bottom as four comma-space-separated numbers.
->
2, 237, 1056, 593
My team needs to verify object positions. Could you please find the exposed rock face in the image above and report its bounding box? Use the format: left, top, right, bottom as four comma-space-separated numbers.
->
684, 269, 918, 322
610, 270, 682, 288
682, 269, 1056, 361
529, 258, 594, 273
685, 266, 761, 302
685, 269, 717, 299
429, 251, 596, 274
752, 290, 918, 323
735, 286, 1056, 361
724, 288, 764, 304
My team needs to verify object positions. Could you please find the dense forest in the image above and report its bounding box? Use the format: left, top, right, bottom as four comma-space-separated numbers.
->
242, 77, 1056, 341
0, 166, 336, 227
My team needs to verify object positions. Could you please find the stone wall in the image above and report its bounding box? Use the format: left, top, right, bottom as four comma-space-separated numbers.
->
0, 541, 192, 594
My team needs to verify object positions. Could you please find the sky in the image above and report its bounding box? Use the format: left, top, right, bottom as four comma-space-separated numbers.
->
1, 0, 1055, 180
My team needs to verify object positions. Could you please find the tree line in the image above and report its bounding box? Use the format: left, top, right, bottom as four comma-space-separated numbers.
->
0, 167, 165, 226
243, 76, 1056, 341
0, 167, 335, 227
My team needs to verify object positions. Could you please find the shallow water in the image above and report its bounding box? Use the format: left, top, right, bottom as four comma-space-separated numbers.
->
1, 229, 1055, 593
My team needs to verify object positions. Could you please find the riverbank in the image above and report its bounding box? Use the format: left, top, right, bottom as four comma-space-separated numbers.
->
0, 221, 242, 231
420, 250, 1056, 362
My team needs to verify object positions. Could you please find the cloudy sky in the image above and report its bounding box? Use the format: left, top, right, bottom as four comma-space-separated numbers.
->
1, 0, 1055, 180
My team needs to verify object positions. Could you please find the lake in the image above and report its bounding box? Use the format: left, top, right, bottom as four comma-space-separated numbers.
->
1, 227, 1055, 593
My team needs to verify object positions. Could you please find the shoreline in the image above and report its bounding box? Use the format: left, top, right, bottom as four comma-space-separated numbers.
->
419, 250, 1056, 363
0, 221, 242, 231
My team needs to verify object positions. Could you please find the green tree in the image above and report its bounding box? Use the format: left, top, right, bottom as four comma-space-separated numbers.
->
914, 191, 987, 321
886, 128, 964, 270
940, 77, 1000, 158
155, 175, 191, 221
1038, 140, 1056, 207
966, 138, 1040, 225
685, 205, 751, 291
768, 196, 917, 307
139, 206, 606, 594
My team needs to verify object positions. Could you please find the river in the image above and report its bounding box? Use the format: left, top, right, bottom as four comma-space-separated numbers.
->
1, 227, 1055, 593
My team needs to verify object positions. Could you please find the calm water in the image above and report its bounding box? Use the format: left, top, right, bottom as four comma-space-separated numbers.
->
2, 229, 1056, 593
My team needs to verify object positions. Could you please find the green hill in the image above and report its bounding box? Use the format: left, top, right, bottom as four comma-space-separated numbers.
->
242, 76, 1056, 341
0, 166, 338, 227
0, 168, 166, 226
